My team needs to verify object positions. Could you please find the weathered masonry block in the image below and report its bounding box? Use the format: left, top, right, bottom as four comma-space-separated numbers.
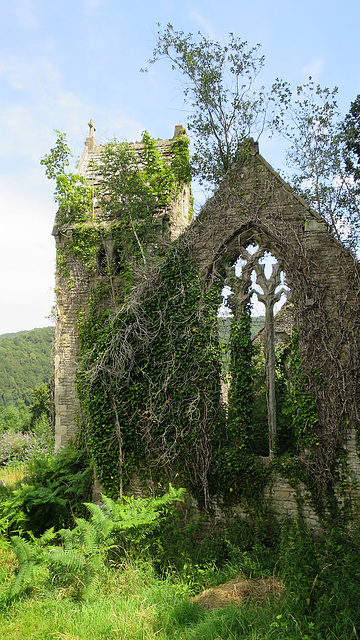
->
53, 132, 360, 526
53, 124, 192, 450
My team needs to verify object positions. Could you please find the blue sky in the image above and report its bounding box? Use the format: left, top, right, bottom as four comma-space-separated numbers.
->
0, 0, 359, 334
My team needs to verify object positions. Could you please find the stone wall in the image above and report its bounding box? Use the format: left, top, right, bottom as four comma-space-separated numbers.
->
53, 135, 360, 523
265, 475, 319, 528
183, 139, 360, 521
53, 127, 192, 450
53, 231, 91, 449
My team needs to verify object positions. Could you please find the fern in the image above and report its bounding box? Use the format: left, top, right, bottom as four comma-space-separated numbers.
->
98, 485, 186, 556
9, 560, 37, 597
0, 443, 92, 537
10, 535, 33, 566
49, 547, 86, 572
6, 485, 185, 602
8, 528, 56, 598
98, 484, 185, 531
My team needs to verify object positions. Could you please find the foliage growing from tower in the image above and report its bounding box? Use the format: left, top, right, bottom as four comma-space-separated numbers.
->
95, 131, 190, 265
41, 130, 92, 224
148, 24, 267, 186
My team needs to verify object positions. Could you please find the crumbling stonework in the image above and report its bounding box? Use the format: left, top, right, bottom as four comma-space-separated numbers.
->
53, 125, 192, 450
53, 134, 360, 523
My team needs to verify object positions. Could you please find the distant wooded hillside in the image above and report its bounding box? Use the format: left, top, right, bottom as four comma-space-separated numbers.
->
0, 318, 264, 408
0, 327, 54, 406
218, 315, 265, 342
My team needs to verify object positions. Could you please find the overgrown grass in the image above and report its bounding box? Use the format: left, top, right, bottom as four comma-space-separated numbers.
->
1, 515, 360, 639
0, 550, 357, 639
0, 463, 27, 488
1, 447, 360, 639
0, 556, 282, 640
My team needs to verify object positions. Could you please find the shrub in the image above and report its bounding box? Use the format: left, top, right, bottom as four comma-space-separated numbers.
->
0, 430, 37, 467
0, 442, 93, 536
6, 485, 185, 602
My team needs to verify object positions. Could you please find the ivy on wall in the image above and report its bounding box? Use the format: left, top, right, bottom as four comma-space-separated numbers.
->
212, 308, 269, 506
48, 126, 360, 520
76, 245, 275, 510
77, 243, 224, 508
290, 326, 320, 449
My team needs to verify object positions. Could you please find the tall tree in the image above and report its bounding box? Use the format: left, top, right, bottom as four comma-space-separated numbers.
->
343, 94, 360, 182
149, 27, 360, 248
148, 24, 268, 187
272, 79, 360, 249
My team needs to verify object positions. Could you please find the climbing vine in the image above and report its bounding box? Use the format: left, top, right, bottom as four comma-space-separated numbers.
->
290, 326, 320, 449
48, 125, 360, 521
46, 127, 227, 507
212, 307, 268, 505
77, 241, 225, 508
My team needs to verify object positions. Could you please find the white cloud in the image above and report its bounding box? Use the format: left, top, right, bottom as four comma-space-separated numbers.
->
0, 54, 61, 94
301, 57, 324, 80
13, 0, 39, 30
0, 176, 56, 334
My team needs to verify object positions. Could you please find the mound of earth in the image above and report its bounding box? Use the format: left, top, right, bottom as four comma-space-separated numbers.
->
194, 574, 284, 610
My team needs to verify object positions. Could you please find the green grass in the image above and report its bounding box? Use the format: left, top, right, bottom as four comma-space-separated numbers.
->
1, 523, 360, 640
0, 463, 27, 488
0, 560, 281, 640
1, 450, 360, 639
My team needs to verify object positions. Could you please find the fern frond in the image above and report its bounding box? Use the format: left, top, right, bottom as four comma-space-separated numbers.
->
39, 527, 57, 545
49, 547, 85, 572
10, 536, 34, 565
99, 486, 185, 532
9, 560, 36, 597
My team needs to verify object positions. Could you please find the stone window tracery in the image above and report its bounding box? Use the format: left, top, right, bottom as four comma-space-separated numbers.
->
225, 245, 290, 458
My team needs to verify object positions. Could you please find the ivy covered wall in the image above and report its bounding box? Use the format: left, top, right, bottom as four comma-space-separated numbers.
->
53, 126, 192, 451
187, 140, 360, 519
52, 131, 360, 522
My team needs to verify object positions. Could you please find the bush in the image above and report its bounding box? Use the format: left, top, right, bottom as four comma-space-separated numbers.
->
0, 430, 37, 467
0, 419, 54, 469
5, 485, 185, 602
0, 442, 93, 536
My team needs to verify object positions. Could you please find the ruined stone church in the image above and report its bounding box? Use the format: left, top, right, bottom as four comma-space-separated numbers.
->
52, 122, 360, 523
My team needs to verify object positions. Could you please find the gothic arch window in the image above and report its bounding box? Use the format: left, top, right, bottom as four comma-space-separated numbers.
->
221, 243, 291, 459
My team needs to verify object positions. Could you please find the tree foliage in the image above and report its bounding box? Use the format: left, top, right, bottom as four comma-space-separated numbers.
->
0, 401, 30, 432
149, 26, 360, 248
0, 327, 54, 407
95, 131, 190, 265
40, 130, 71, 179
148, 24, 267, 186
343, 94, 360, 182
41, 131, 92, 223
29, 383, 51, 429
272, 79, 360, 248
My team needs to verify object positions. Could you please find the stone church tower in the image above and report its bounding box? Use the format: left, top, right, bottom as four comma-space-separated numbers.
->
53, 122, 192, 450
